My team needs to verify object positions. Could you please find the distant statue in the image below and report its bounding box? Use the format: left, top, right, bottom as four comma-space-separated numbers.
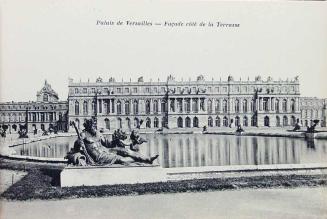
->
137, 76, 144, 82
306, 120, 320, 133
65, 119, 158, 166
227, 75, 234, 82
236, 125, 244, 133
18, 128, 28, 138
292, 120, 302, 131
255, 75, 262, 81
197, 75, 205, 81
0, 127, 6, 138
167, 75, 175, 81
294, 76, 299, 82
96, 77, 103, 83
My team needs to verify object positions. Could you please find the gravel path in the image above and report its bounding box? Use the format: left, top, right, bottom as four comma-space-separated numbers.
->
1, 187, 326, 219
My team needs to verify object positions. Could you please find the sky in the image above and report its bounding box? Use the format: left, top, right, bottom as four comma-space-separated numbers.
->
1, 0, 327, 102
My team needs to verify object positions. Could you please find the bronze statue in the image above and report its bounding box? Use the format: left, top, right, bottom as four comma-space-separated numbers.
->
65, 119, 159, 166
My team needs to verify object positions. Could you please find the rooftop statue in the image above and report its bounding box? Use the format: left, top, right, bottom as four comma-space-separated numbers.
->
138, 76, 144, 82
65, 119, 159, 166
167, 74, 175, 81
255, 76, 262, 81
96, 77, 103, 83
227, 75, 234, 82
197, 75, 205, 81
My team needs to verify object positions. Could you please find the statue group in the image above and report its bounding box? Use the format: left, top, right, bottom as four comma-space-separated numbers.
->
65, 119, 159, 166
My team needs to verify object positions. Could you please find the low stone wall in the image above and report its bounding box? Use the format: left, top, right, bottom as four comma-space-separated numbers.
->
60, 163, 327, 187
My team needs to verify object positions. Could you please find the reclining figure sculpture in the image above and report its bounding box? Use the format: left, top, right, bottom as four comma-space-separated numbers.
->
65, 119, 159, 166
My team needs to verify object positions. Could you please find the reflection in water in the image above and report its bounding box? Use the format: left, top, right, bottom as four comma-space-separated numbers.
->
13, 134, 327, 168
306, 139, 316, 150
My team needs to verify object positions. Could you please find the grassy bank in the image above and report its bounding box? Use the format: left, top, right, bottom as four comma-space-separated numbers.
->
1, 158, 327, 201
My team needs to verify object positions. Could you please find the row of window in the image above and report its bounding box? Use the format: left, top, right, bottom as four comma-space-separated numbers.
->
72, 115, 298, 130
0, 112, 64, 122
72, 85, 297, 95
0, 104, 63, 110
301, 109, 323, 118
73, 98, 297, 116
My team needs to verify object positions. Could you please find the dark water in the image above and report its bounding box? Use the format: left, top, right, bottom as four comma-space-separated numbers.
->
13, 134, 327, 168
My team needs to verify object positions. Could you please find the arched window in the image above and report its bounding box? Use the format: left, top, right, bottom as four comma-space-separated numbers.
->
161, 100, 167, 113
215, 99, 220, 113
134, 118, 140, 128
235, 99, 240, 113
242, 99, 248, 112
282, 99, 287, 112
92, 100, 96, 114
264, 116, 270, 127
125, 101, 130, 115
263, 98, 269, 111
185, 117, 191, 128
126, 118, 131, 129
250, 99, 255, 112
291, 116, 296, 126
276, 116, 281, 127
153, 100, 159, 114
177, 99, 183, 113
192, 99, 198, 113
83, 101, 88, 115
146, 118, 151, 128
193, 117, 199, 127
170, 99, 175, 112
105, 118, 110, 129
235, 116, 240, 126
117, 118, 122, 128
133, 100, 138, 115
43, 94, 48, 102
215, 116, 221, 127
117, 101, 122, 114
208, 116, 213, 127
222, 99, 228, 113
75, 101, 79, 115
185, 99, 191, 113
291, 99, 295, 113
243, 116, 248, 127
177, 117, 183, 128
251, 115, 257, 127
208, 99, 212, 114
145, 100, 151, 114
223, 116, 228, 127
283, 116, 288, 126
154, 117, 159, 128
275, 99, 280, 112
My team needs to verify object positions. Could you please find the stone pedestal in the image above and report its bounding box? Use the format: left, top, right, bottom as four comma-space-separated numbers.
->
61, 165, 167, 187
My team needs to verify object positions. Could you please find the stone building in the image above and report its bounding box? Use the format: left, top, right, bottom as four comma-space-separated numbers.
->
300, 97, 327, 127
67, 75, 301, 131
0, 81, 68, 133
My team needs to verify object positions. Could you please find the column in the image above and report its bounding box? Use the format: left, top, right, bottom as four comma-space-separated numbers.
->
174, 98, 178, 112
158, 99, 161, 113
267, 97, 271, 112
272, 98, 275, 111
197, 98, 200, 113
111, 99, 115, 114
287, 98, 290, 112
107, 99, 111, 114
181, 98, 184, 113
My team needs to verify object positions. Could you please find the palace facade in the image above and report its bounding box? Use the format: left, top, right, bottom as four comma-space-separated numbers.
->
0, 81, 68, 133
68, 75, 302, 131
300, 97, 327, 127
